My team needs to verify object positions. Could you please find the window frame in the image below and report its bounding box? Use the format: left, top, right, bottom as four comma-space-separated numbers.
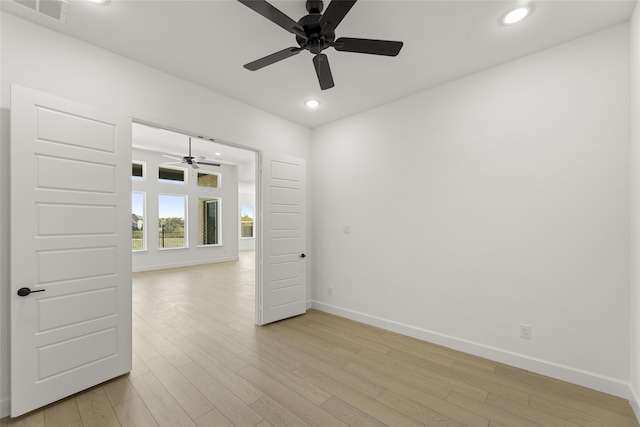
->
132, 191, 146, 252
158, 193, 188, 250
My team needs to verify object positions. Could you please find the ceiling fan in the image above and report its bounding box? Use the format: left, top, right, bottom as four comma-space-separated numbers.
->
238, 0, 404, 90
162, 137, 221, 169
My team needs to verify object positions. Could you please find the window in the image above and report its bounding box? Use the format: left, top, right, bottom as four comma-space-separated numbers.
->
132, 192, 145, 251
159, 194, 186, 249
197, 171, 220, 188
241, 205, 254, 238
198, 198, 220, 245
132, 161, 145, 180
159, 166, 186, 184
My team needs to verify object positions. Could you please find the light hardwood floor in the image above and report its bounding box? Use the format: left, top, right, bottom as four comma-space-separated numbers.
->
2, 251, 639, 426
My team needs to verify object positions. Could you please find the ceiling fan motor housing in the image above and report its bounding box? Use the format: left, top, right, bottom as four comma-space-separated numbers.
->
296, 12, 336, 54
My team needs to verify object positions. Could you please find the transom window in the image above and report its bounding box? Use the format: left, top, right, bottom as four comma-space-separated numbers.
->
159, 166, 186, 184
197, 171, 220, 188
132, 161, 145, 180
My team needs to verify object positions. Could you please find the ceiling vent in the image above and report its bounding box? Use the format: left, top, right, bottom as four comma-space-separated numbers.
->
13, 0, 68, 23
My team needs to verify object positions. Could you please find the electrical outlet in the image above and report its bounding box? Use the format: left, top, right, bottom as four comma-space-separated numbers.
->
520, 324, 532, 339
328, 287, 333, 296
343, 224, 351, 234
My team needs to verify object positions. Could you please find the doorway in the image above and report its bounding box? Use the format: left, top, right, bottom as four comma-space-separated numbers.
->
130, 122, 258, 313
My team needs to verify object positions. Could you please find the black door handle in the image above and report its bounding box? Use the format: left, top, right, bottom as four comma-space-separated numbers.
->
300, 253, 306, 258
17, 287, 45, 297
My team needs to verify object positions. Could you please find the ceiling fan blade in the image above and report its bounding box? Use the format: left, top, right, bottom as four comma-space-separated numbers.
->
237, 0, 305, 37
162, 154, 184, 161
334, 37, 403, 56
195, 161, 222, 167
244, 47, 302, 71
319, 0, 357, 36
313, 54, 334, 90
190, 162, 200, 169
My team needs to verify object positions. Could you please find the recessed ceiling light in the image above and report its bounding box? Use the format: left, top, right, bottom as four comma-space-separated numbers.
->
215, 152, 221, 156
305, 99, 320, 109
502, 6, 531, 25
88, 0, 108, 4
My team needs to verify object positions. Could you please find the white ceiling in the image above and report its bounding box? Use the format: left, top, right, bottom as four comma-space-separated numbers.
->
2, 0, 636, 130
132, 122, 256, 165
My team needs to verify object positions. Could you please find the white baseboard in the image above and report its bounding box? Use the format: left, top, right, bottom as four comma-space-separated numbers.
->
1, 397, 9, 419
311, 301, 631, 400
631, 384, 640, 422
132, 256, 239, 273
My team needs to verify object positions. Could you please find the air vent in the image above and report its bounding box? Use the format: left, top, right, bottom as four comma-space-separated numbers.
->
13, 0, 68, 23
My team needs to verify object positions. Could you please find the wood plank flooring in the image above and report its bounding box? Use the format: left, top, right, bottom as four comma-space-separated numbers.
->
2, 251, 638, 426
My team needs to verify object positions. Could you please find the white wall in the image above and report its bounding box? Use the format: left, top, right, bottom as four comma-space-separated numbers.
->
0, 12, 311, 417
312, 24, 631, 398
629, 0, 640, 418
131, 148, 239, 272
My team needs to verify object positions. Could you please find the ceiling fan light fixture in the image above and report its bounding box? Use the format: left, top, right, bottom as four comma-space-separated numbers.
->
502, 6, 531, 25
305, 99, 320, 109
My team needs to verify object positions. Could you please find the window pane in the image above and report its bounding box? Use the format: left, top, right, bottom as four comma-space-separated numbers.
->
198, 198, 219, 245
132, 192, 145, 251
159, 166, 185, 183
197, 172, 219, 188
132, 162, 143, 179
241, 205, 254, 238
159, 194, 186, 248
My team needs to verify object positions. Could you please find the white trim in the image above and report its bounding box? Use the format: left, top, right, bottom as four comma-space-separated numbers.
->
631, 383, 640, 422
1, 398, 8, 419
311, 300, 632, 399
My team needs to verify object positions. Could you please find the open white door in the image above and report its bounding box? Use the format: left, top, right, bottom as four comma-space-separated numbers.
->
259, 155, 307, 325
10, 85, 132, 417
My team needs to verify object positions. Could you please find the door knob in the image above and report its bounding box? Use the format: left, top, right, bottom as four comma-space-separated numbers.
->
17, 287, 45, 297
299, 253, 306, 258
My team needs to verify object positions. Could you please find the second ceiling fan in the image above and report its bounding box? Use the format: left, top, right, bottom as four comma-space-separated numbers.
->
163, 137, 221, 169
238, 0, 404, 90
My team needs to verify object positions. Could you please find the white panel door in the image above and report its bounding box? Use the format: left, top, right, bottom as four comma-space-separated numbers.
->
10, 85, 132, 416
260, 155, 306, 325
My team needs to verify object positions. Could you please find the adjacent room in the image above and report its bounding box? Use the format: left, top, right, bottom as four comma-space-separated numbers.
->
1, 0, 639, 425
